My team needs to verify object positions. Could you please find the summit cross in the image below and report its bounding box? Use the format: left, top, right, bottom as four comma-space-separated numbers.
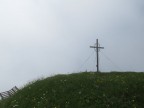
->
90, 39, 104, 72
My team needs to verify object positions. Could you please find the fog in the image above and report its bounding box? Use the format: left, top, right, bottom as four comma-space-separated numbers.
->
0, 0, 144, 91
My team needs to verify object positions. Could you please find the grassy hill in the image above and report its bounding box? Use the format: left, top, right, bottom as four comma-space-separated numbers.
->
0, 72, 144, 108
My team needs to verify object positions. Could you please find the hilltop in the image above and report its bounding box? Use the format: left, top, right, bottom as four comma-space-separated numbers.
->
0, 72, 144, 108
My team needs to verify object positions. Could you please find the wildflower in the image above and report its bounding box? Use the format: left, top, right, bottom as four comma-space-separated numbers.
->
12, 104, 19, 107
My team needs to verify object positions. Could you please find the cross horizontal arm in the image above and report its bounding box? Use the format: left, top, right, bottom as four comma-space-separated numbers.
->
90, 46, 104, 48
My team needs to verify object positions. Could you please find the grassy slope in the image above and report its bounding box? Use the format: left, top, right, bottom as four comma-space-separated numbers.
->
0, 72, 144, 108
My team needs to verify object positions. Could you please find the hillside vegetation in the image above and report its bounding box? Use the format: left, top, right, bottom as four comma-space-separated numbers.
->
0, 72, 144, 108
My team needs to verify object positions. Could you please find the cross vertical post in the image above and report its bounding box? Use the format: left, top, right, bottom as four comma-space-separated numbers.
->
90, 39, 104, 72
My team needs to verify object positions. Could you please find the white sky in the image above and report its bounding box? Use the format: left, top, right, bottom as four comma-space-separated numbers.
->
0, 0, 144, 91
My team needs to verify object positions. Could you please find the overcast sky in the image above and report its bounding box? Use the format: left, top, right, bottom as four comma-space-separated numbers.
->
0, 0, 144, 92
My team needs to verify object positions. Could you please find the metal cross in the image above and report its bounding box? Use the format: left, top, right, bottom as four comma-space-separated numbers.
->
90, 39, 104, 72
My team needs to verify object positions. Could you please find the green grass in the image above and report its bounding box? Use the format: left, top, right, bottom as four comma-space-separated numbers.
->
0, 72, 144, 108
